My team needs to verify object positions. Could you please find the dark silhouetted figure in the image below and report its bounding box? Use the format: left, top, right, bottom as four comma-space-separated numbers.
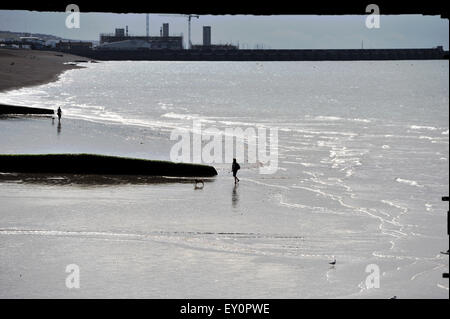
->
232, 158, 240, 184
57, 107, 62, 122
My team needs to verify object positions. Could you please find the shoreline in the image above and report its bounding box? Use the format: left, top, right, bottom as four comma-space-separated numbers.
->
0, 48, 95, 93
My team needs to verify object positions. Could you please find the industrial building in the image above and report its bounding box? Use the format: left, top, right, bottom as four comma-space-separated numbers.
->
191, 26, 238, 50
162, 23, 169, 37
96, 40, 151, 50
203, 26, 211, 46
56, 40, 93, 50
98, 24, 183, 50
44, 18, 447, 60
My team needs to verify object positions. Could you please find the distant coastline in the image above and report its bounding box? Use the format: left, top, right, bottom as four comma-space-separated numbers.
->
0, 48, 95, 93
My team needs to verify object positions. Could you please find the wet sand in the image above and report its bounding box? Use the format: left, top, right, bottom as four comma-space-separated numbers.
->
0, 49, 93, 93
0, 60, 448, 298
0, 115, 448, 298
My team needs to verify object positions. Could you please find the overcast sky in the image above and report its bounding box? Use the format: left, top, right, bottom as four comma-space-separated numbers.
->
0, 10, 448, 49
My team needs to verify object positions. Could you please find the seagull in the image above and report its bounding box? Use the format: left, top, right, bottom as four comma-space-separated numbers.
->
390, 296, 397, 299
329, 259, 336, 265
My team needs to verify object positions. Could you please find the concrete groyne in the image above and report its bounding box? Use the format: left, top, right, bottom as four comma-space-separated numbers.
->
0, 154, 218, 177
0, 103, 54, 115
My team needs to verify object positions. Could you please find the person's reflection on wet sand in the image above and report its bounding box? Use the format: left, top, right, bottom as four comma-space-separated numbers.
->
232, 184, 239, 209
57, 122, 61, 135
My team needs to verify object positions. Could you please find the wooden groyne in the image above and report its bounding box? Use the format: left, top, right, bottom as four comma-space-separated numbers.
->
0, 103, 54, 115
0, 154, 218, 177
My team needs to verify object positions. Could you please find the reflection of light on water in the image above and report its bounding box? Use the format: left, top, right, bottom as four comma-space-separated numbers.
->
232, 184, 239, 209
0, 61, 448, 298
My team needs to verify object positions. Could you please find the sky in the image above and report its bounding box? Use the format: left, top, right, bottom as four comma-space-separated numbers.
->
0, 10, 448, 49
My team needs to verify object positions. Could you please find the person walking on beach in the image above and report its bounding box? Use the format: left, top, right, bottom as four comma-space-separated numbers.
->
232, 158, 240, 184
57, 107, 62, 122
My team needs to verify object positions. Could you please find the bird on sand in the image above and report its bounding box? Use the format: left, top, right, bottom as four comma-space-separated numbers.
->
329, 259, 336, 265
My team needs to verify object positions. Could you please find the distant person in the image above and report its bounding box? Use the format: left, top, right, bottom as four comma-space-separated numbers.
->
57, 107, 62, 122
232, 158, 240, 184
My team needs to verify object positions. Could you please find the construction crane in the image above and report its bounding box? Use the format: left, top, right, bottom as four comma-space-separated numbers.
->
159, 14, 199, 49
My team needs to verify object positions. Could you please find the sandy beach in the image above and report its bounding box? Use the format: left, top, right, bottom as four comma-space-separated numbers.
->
0, 60, 448, 298
0, 48, 93, 93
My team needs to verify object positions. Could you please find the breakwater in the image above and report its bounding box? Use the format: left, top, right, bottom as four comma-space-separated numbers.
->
56, 47, 448, 61
0, 154, 218, 177
0, 103, 54, 115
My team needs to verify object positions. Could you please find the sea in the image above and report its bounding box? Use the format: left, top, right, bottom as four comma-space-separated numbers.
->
0, 60, 448, 298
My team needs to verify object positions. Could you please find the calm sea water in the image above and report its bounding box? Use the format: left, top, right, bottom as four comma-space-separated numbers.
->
0, 61, 448, 298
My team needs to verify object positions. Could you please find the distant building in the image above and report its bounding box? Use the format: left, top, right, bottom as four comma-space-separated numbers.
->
19, 36, 45, 45
56, 40, 93, 50
191, 44, 238, 50
96, 39, 152, 50
203, 26, 211, 46
162, 23, 169, 37
99, 25, 183, 50
191, 26, 238, 50
115, 28, 125, 37
45, 39, 59, 48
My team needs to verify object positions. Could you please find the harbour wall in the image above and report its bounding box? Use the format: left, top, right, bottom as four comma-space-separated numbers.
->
55, 47, 448, 61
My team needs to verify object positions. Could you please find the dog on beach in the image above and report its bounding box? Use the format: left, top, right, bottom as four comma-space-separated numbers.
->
194, 179, 204, 189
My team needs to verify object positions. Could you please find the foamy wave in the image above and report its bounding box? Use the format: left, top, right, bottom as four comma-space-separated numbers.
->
442, 130, 449, 135
313, 116, 371, 123
161, 112, 217, 124
65, 108, 183, 132
314, 116, 342, 121
410, 125, 437, 131
299, 162, 316, 167
351, 118, 371, 123
219, 120, 260, 127
395, 178, 423, 188
161, 112, 197, 120
158, 102, 174, 110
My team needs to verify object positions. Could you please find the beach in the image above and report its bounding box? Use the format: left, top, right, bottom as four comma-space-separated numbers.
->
0, 48, 92, 93
0, 58, 448, 298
